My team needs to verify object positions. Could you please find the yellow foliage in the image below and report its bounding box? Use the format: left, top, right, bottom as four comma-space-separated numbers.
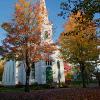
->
0, 60, 5, 75
15, 3, 21, 10
19, 0, 25, 4
59, 11, 98, 63
24, 2, 30, 8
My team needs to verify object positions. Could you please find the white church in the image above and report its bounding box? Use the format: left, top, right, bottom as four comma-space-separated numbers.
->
2, 0, 65, 86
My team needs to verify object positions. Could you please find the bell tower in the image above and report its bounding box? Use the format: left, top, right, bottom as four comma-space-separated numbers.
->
41, 0, 53, 43
35, 0, 53, 43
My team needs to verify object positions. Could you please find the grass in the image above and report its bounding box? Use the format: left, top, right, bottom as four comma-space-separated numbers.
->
0, 80, 99, 92
0, 84, 51, 92
0, 86, 24, 92
66, 80, 98, 88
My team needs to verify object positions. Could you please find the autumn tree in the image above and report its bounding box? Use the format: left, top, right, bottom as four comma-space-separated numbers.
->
0, 0, 55, 92
59, 11, 99, 88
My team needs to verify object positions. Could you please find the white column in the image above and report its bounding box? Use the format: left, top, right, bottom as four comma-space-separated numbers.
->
35, 60, 46, 84
41, 60, 46, 84
2, 60, 16, 86
18, 61, 26, 85
52, 50, 65, 83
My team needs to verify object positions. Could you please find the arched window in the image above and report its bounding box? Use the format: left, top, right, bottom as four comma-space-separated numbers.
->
44, 31, 49, 39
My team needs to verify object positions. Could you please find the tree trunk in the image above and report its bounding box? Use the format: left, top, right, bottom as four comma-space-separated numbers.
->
25, 67, 30, 92
98, 80, 100, 87
80, 62, 86, 88
96, 71, 100, 87
24, 37, 31, 92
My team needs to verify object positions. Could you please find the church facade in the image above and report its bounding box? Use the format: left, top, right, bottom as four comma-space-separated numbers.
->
2, 0, 65, 86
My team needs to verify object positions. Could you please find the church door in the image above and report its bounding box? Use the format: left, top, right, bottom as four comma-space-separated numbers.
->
46, 67, 53, 84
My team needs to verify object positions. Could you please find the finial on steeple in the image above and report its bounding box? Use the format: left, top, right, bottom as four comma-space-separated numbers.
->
40, 0, 47, 11
40, 0, 46, 3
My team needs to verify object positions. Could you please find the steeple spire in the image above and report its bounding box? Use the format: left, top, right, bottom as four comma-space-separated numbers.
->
39, 0, 53, 42
40, 0, 46, 7
40, 0, 47, 11
32, 0, 53, 42
40, 0, 48, 22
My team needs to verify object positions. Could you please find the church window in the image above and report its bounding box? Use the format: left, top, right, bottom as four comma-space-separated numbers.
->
45, 60, 52, 66
44, 31, 49, 39
50, 61, 52, 65
45, 61, 48, 65
48, 61, 50, 65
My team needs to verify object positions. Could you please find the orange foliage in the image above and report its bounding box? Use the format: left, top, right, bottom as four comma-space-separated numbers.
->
59, 11, 98, 63
1, 0, 55, 66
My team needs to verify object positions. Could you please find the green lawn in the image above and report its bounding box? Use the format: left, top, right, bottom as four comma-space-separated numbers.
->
0, 80, 99, 93
0, 85, 50, 92
0, 87, 24, 92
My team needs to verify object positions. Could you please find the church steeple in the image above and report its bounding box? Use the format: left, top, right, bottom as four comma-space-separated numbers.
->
32, 0, 53, 42
40, 0, 49, 23
39, 0, 53, 42
40, 0, 47, 9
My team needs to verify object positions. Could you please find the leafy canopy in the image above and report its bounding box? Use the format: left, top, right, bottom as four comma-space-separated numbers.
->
59, 11, 99, 66
0, 0, 56, 66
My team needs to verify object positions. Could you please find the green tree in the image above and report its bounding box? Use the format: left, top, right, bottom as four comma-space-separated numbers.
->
59, 11, 99, 88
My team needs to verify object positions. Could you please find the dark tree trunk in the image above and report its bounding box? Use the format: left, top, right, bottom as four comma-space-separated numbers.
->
24, 37, 31, 92
80, 62, 86, 88
96, 71, 100, 87
98, 80, 100, 87
25, 67, 30, 92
